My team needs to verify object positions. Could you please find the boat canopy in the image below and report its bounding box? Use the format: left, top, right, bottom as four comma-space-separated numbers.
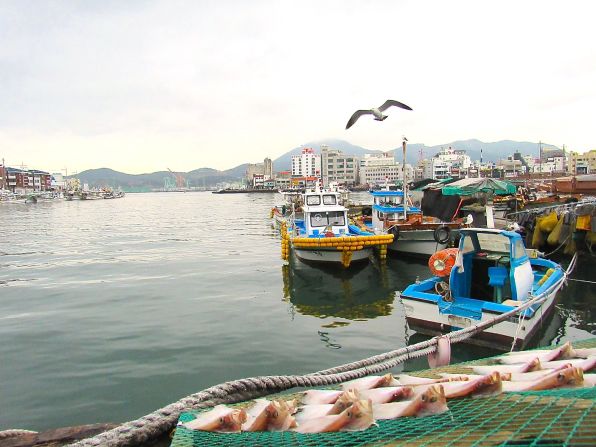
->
440, 178, 516, 196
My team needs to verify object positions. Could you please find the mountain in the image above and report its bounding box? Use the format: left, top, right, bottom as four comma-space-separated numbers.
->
73, 139, 562, 189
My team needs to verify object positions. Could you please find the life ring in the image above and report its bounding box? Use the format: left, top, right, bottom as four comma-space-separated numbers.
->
428, 248, 459, 277
433, 225, 451, 244
389, 225, 400, 240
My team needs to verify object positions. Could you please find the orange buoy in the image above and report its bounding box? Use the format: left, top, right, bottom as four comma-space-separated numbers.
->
428, 248, 459, 277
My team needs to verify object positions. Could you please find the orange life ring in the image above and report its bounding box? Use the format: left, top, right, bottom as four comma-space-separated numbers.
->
428, 248, 459, 277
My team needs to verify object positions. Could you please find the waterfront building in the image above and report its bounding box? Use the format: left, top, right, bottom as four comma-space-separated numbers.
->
359, 153, 414, 186
568, 150, 596, 175
2, 167, 51, 193
274, 171, 291, 189
246, 157, 274, 188
291, 147, 321, 179
320, 145, 357, 187
416, 147, 471, 180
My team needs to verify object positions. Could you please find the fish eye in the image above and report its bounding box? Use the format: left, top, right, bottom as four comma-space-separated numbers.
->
430, 396, 437, 403
421, 394, 427, 402
219, 417, 225, 424
557, 373, 564, 381
273, 411, 279, 418
347, 411, 352, 417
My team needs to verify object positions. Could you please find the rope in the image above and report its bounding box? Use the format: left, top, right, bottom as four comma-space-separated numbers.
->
60, 256, 575, 447
0, 429, 38, 439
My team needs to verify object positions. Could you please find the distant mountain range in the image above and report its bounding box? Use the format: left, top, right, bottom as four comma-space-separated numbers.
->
74, 139, 561, 190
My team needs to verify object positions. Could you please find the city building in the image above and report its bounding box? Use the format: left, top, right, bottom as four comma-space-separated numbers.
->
245, 157, 274, 188
416, 147, 471, 180
359, 153, 413, 186
1, 167, 52, 193
292, 147, 321, 179
320, 145, 357, 187
568, 150, 596, 175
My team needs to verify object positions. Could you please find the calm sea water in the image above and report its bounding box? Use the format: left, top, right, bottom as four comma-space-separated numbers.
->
0, 192, 593, 431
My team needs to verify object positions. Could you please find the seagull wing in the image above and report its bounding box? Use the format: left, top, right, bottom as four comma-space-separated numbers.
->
378, 99, 413, 112
346, 110, 372, 129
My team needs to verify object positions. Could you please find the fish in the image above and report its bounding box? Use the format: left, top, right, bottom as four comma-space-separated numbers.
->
182, 405, 247, 432
583, 374, 596, 387
502, 344, 596, 361
358, 386, 415, 404
373, 385, 449, 419
439, 372, 513, 381
293, 399, 376, 433
242, 399, 297, 432
418, 372, 502, 399
440, 364, 577, 382
496, 342, 578, 364
542, 357, 596, 372
295, 389, 361, 423
302, 389, 344, 405
472, 357, 541, 375
501, 366, 584, 392
341, 373, 398, 391
393, 374, 469, 386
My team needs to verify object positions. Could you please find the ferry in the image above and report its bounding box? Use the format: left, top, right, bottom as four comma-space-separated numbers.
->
400, 228, 567, 349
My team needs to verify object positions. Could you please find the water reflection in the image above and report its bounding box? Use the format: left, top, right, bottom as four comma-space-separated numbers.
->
281, 256, 396, 323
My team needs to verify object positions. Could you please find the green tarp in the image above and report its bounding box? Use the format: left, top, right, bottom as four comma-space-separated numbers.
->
440, 178, 516, 196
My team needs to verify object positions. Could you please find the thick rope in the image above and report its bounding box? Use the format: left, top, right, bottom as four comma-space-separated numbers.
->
56, 256, 573, 446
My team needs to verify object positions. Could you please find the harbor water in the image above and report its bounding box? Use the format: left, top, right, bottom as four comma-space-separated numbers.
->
0, 192, 593, 431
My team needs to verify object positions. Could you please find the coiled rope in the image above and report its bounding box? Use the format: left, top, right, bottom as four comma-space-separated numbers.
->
4, 255, 575, 447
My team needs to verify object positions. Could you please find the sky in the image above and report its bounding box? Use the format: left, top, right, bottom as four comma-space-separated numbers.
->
1, 0, 595, 174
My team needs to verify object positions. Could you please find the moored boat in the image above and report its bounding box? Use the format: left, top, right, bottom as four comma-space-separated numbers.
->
400, 227, 567, 350
281, 188, 393, 268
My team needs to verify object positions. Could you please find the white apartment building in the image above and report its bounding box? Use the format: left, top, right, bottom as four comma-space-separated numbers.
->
292, 147, 321, 178
320, 145, 357, 187
417, 147, 471, 180
359, 153, 413, 185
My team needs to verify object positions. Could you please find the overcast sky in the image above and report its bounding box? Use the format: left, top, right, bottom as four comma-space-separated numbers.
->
1, 0, 595, 174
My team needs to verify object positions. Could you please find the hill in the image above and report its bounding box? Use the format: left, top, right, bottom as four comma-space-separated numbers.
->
73, 139, 562, 189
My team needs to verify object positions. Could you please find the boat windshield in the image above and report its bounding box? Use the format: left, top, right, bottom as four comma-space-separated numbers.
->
322, 194, 337, 205
310, 211, 346, 228
306, 195, 321, 206
476, 233, 510, 254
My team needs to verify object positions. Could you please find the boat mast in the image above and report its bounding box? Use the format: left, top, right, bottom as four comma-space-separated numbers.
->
402, 137, 408, 219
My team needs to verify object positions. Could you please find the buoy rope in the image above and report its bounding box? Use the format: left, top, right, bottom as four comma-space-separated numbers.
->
40, 254, 570, 446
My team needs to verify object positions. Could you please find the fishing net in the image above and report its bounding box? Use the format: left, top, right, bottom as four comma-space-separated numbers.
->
170, 338, 596, 447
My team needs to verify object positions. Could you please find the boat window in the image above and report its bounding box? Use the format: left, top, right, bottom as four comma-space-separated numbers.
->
306, 195, 321, 205
511, 238, 527, 260
461, 235, 476, 254
327, 211, 345, 226
477, 233, 510, 254
310, 211, 345, 227
322, 194, 337, 205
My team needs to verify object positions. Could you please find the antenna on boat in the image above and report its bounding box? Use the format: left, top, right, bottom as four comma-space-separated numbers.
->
402, 136, 408, 219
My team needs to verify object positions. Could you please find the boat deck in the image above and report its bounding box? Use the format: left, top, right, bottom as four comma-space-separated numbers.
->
171, 337, 596, 447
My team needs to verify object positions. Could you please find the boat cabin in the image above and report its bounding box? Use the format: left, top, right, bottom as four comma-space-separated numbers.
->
298, 190, 349, 237
448, 228, 539, 305
371, 190, 422, 233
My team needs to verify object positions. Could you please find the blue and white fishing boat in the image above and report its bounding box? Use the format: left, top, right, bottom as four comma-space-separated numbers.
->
281, 188, 393, 268
400, 228, 567, 349
367, 189, 462, 256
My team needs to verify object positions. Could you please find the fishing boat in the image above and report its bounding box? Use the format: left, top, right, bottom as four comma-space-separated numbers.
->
362, 189, 463, 256
400, 227, 567, 350
281, 188, 393, 268
271, 190, 303, 226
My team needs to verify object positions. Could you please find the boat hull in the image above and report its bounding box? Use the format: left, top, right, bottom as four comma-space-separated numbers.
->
388, 229, 449, 256
294, 247, 372, 264
400, 279, 564, 350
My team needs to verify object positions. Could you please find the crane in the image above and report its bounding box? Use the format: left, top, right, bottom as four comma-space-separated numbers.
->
167, 168, 186, 189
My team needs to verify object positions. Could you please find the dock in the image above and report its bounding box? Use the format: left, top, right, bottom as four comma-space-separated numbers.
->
172, 337, 596, 447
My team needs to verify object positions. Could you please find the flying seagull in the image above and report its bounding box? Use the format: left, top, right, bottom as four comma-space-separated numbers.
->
345, 99, 413, 129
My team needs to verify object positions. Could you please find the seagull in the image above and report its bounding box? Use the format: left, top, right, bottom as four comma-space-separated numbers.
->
345, 99, 413, 129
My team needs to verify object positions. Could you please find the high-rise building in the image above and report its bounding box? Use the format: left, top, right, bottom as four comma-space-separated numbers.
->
292, 148, 321, 179
320, 145, 358, 187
